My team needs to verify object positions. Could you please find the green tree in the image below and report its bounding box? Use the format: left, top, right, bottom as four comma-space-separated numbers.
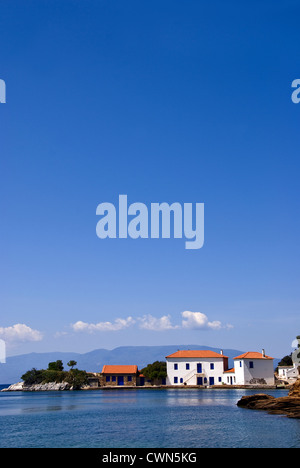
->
278, 354, 293, 367
67, 360, 77, 370
48, 360, 64, 371
65, 369, 88, 390
141, 361, 167, 381
21, 368, 44, 385
41, 369, 68, 383
275, 353, 293, 373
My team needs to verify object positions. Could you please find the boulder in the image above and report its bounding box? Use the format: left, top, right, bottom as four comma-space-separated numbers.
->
1, 382, 24, 391
288, 378, 300, 397
237, 380, 300, 418
1, 381, 71, 391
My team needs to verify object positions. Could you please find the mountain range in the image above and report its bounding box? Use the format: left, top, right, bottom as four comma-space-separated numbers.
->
0, 345, 280, 384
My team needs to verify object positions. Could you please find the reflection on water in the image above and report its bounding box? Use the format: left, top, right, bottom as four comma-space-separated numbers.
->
1, 388, 299, 448
165, 389, 241, 407
22, 404, 79, 413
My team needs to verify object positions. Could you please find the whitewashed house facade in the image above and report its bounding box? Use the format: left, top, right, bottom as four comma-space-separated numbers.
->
278, 365, 299, 383
166, 350, 229, 386
222, 350, 275, 386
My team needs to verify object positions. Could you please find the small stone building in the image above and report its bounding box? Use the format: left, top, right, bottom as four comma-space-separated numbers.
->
100, 365, 139, 387
87, 373, 101, 388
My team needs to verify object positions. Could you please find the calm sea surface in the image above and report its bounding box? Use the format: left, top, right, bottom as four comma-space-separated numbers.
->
0, 386, 299, 448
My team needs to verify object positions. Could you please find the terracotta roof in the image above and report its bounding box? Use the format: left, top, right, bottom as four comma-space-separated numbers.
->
101, 365, 138, 374
166, 350, 228, 359
224, 368, 235, 373
234, 352, 273, 360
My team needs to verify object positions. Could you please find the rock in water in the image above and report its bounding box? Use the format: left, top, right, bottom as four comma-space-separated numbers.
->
237, 380, 300, 418
288, 378, 300, 397
1, 382, 24, 391
1, 382, 71, 391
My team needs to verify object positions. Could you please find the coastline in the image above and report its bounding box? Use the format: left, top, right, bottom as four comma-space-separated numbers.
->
237, 379, 300, 419
1, 381, 283, 392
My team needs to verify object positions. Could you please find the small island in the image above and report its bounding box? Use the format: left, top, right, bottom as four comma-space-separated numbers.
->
2, 360, 90, 392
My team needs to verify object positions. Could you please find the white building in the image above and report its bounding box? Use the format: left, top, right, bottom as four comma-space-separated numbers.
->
166, 350, 229, 386
222, 350, 275, 386
278, 365, 299, 383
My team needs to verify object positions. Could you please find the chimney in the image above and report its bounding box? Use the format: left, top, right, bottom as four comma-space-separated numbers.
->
220, 350, 223, 355
262, 349, 265, 358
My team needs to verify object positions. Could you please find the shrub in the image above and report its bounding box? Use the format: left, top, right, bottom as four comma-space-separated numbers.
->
141, 361, 167, 381
21, 368, 44, 385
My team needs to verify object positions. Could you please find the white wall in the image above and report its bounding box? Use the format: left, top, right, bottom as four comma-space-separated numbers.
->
234, 358, 274, 385
222, 372, 236, 385
278, 366, 298, 380
166, 357, 225, 386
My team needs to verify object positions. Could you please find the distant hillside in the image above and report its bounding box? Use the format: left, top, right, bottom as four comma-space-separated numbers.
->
0, 345, 280, 384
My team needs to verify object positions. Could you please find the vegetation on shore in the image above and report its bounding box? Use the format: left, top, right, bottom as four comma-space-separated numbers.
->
141, 361, 167, 381
21, 360, 88, 390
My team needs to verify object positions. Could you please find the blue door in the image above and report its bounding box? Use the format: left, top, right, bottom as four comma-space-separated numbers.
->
209, 377, 214, 386
197, 377, 203, 385
197, 363, 202, 373
118, 376, 124, 386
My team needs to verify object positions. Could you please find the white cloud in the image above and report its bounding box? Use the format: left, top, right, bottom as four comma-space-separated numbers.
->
0, 324, 43, 343
181, 311, 224, 330
138, 314, 179, 331
70, 311, 232, 335
71, 316, 135, 333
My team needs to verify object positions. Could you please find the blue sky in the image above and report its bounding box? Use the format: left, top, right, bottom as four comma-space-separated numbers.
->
0, 0, 299, 359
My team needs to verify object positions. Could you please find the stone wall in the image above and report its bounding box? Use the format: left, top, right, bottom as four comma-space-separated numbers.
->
100, 374, 138, 387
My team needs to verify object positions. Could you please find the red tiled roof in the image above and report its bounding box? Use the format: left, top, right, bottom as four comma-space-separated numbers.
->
101, 365, 138, 374
234, 352, 273, 360
224, 368, 235, 373
166, 350, 228, 359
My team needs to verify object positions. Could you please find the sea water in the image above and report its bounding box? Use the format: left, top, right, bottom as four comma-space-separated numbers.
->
0, 386, 299, 448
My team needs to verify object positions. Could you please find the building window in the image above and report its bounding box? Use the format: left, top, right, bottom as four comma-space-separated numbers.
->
249, 361, 254, 369
112, 376, 116, 382
128, 376, 132, 382
186, 363, 190, 370
174, 377, 178, 384
210, 363, 214, 370
180, 378, 183, 383
218, 377, 222, 382
240, 361, 242, 367
174, 363, 178, 370
106, 376, 110, 382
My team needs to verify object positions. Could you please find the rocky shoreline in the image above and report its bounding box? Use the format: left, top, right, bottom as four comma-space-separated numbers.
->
1, 382, 72, 392
237, 379, 300, 419
1, 381, 284, 392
